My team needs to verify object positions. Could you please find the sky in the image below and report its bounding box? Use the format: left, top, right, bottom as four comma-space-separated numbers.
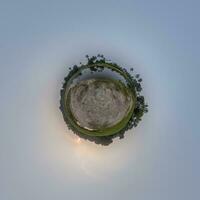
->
0, 0, 200, 200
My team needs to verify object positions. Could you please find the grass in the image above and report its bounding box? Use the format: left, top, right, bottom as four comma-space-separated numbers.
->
65, 78, 136, 137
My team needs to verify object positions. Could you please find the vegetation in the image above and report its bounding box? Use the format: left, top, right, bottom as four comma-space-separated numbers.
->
60, 55, 148, 145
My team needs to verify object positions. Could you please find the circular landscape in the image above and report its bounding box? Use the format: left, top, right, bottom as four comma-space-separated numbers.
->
60, 55, 148, 145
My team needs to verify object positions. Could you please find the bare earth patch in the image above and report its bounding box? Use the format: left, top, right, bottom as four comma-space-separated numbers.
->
69, 79, 133, 130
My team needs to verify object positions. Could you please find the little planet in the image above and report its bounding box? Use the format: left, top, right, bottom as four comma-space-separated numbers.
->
60, 55, 148, 145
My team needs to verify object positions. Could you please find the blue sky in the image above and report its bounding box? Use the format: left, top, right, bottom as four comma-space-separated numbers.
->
0, 0, 200, 200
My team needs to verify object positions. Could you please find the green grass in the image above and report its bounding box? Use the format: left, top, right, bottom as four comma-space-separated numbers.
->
64, 78, 136, 137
